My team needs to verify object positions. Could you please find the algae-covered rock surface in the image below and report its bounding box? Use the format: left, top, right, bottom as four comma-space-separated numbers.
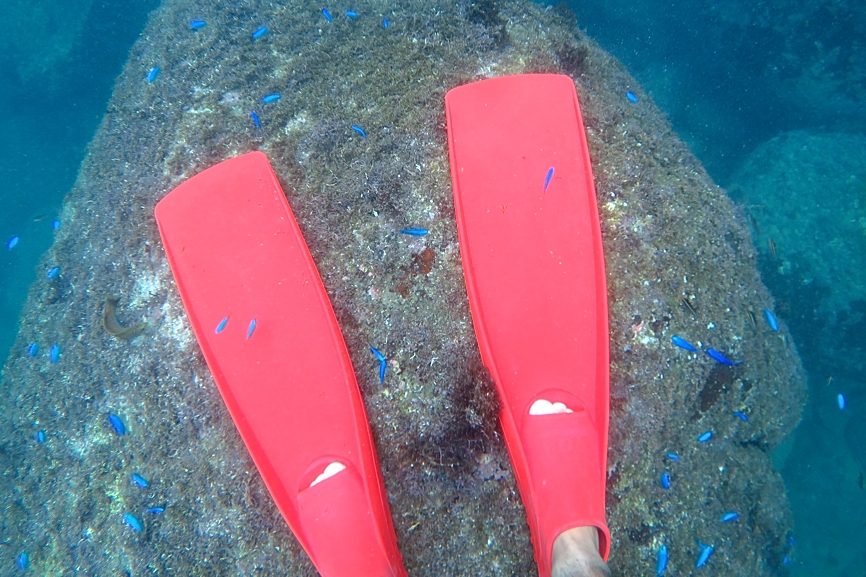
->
0, 0, 806, 574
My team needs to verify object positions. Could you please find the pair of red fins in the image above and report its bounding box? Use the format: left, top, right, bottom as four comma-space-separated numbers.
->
154, 74, 610, 577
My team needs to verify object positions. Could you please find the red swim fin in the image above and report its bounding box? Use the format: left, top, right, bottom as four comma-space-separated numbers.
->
446, 75, 611, 574
154, 152, 406, 577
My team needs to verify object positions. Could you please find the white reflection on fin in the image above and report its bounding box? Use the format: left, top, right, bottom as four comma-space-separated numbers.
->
529, 399, 573, 415
310, 461, 347, 487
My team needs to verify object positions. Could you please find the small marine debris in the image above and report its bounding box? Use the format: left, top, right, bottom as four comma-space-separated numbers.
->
763, 309, 779, 331
837, 393, 846, 410
52, 220, 61, 230
147, 507, 165, 514
322, 8, 333, 22
695, 541, 714, 568
146, 66, 160, 83
215, 316, 229, 334
671, 335, 697, 352
626, 91, 638, 103
697, 431, 712, 443
7, 235, 19, 250
767, 238, 777, 258
706, 348, 742, 365
103, 296, 148, 340
346, 9, 358, 17
27, 343, 38, 357
50, 344, 60, 363
660, 472, 670, 490
252, 26, 268, 39
656, 543, 668, 576
17, 552, 29, 570
680, 296, 697, 318
383, 17, 389, 27
189, 19, 207, 30
262, 93, 281, 103
826, 375, 834, 388
720, 512, 739, 522
123, 512, 143, 533
36, 430, 46, 443
733, 411, 748, 422
370, 346, 387, 384
665, 452, 679, 461
351, 125, 367, 139
131, 473, 149, 488
399, 228, 428, 236
47, 266, 59, 279
544, 167, 554, 192
250, 111, 261, 129
108, 414, 127, 436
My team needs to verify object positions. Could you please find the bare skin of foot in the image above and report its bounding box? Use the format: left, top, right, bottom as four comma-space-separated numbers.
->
551, 526, 612, 577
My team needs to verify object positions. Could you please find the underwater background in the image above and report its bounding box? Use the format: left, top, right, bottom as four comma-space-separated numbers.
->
0, 0, 863, 574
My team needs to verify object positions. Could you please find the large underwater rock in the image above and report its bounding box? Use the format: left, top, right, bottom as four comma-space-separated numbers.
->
0, 0, 806, 574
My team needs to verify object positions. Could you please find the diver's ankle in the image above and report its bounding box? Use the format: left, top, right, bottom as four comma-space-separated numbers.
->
551, 526, 611, 577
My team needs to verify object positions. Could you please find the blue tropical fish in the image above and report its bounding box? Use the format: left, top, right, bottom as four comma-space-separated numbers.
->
370, 346, 387, 384
252, 26, 268, 39
109, 414, 127, 436
322, 8, 333, 22
123, 512, 143, 532
656, 544, 668, 576
189, 19, 206, 30
250, 111, 261, 129
671, 335, 698, 352
351, 125, 367, 138
763, 308, 779, 331
544, 167, 554, 192
706, 348, 742, 365
399, 228, 428, 236
146, 66, 160, 83
262, 93, 281, 103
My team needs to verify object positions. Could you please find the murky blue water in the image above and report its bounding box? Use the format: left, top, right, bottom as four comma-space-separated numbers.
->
1, 0, 863, 574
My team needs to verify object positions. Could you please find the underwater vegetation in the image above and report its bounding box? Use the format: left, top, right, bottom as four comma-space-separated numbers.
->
0, 0, 805, 575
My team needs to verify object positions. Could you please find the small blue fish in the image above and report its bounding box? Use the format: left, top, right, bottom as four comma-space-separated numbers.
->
697, 431, 712, 442
370, 346, 387, 384
50, 344, 60, 363
132, 473, 149, 488
544, 167, 554, 192
763, 309, 779, 331
147, 507, 165, 514
660, 472, 670, 490
706, 348, 743, 365
17, 552, 29, 570
36, 430, 46, 443
252, 26, 268, 39
351, 125, 367, 139
626, 91, 638, 103
189, 19, 207, 30
665, 452, 679, 461
215, 316, 229, 334
399, 228, 428, 236
383, 17, 389, 28
322, 8, 333, 22
146, 66, 160, 83
262, 93, 281, 103
695, 541, 714, 568
52, 220, 61, 230
247, 319, 257, 340
27, 343, 38, 357
47, 266, 59, 279
656, 544, 668, 576
7, 235, 19, 249
671, 335, 698, 352
720, 512, 739, 522
250, 111, 261, 129
346, 10, 358, 18
123, 512, 143, 533
837, 393, 846, 410
109, 414, 127, 436
733, 411, 748, 422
